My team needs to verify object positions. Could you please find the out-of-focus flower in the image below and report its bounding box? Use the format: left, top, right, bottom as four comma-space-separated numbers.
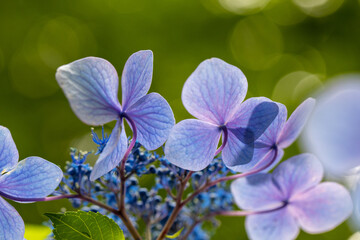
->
301, 77, 360, 177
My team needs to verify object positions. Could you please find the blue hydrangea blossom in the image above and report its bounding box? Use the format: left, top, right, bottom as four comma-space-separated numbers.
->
301, 77, 360, 176
231, 154, 353, 240
0, 126, 63, 239
225, 98, 315, 173
165, 58, 279, 171
56, 50, 175, 180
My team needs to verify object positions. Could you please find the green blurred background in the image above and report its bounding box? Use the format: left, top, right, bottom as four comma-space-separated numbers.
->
1, 0, 359, 239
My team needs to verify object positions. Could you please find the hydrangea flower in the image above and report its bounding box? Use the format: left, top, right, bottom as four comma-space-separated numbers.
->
0, 126, 62, 239
56, 50, 175, 180
165, 58, 279, 171
231, 154, 353, 240
225, 97, 315, 173
301, 77, 360, 176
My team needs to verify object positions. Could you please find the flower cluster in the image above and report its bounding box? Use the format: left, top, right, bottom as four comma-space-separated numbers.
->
0, 50, 354, 240
59, 139, 234, 240
52, 50, 353, 240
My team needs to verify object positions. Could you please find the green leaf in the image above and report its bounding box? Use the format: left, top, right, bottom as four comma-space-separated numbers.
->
165, 227, 184, 239
45, 211, 124, 240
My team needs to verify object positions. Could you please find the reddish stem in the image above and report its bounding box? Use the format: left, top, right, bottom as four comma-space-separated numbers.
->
214, 126, 228, 156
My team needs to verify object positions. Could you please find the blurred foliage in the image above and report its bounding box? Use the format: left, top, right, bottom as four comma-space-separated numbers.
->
24, 224, 51, 240
1, 0, 359, 239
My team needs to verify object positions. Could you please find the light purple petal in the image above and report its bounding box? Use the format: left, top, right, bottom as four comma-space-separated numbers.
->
226, 97, 272, 128
246, 208, 299, 240
0, 157, 62, 199
165, 119, 221, 171
222, 130, 255, 169
231, 173, 285, 211
278, 98, 316, 148
90, 120, 127, 181
181, 58, 248, 125
256, 103, 287, 146
290, 182, 353, 233
225, 145, 283, 173
126, 93, 175, 150
273, 154, 323, 198
253, 148, 284, 173
121, 50, 153, 111
56, 57, 121, 126
0, 196, 24, 239
222, 98, 279, 169
0, 126, 18, 173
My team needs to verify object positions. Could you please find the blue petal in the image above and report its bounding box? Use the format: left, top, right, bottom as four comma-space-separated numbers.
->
182, 58, 248, 125
121, 50, 153, 111
126, 93, 175, 150
56, 57, 121, 125
251, 148, 284, 173
0, 157, 62, 199
290, 182, 352, 233
273, 154, 323, 199
222, 131, 255, 168
256, 102, 287, 146
227, 101, 279, 144
231, 173, 285, 211
222, 98, 279, 167
226, 97, 279, 138
278, 98, 315, 148
0, 196, 24, 239
246, 207, 299, 240
226, 148, 284, 173
165, 119, 221, 171
90, 120, 127, 181
0, 126, 18, 173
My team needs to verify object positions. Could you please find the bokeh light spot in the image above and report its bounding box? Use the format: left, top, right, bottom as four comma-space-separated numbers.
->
293, 0, 344, 17
219, 0, 271, 15
272, 71, 323, 106
9, 16, 97, 99
230, 15, 283, 70
264, 0, 307, 26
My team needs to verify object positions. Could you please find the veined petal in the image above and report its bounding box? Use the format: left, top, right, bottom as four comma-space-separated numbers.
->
231, 173, 285, 211
56, 57, 121, 126
222, 99, 279, 169
226, 97, 279, 139
246, 208, 299, 240
126, 93, 175, 150
290, 182, 353, 233
0, 196, 24, 240
278, 98, 316, 148
273, 154, 323, 198
90, 120, 127, 181
223, 140, 282, 173
121, 50, 153, 111
257, 103, 287, 146
181, 58, 248, 125
0, 157, 62, 199
0, 126, 18, 173
222, 130, 256, 168
165, 119, 221, 171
